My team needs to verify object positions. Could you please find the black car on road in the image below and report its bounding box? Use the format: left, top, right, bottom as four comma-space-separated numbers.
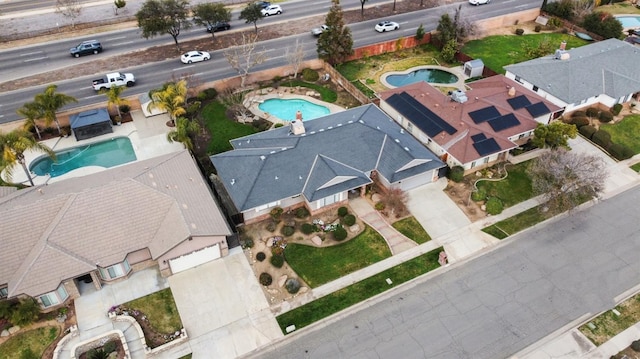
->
70, 40, 102, 57
206, 21, 231, 32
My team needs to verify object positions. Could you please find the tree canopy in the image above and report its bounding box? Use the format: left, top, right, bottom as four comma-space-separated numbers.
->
532, 121, 577, 150
317, 0, 353, 65
136, 0, 191, 50
192, 3, 231, 40
239, 3, 263, 34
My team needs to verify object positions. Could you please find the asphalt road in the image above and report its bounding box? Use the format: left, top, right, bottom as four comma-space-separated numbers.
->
0, 0, 540, 124
246, 186, 640, 359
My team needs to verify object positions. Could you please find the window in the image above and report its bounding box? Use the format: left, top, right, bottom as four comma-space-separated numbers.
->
407, 122, 413, 133
0, 287, 7, 298
99, 259, 131, 280
38, 284, 68, 308
318, 193, 342, 208
470, 161, 476, 168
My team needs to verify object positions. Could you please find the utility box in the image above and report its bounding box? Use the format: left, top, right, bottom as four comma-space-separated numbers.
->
464, 59, 484, 78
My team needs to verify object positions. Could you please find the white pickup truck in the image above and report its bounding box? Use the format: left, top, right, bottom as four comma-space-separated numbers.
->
92, 72, 135, 91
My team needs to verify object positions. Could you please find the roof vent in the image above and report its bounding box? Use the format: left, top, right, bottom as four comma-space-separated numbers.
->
260, 155, 266, 160
231, 179, 235, 185
554, 49, 570, 60
451, 90, 468, 103
508, 86, 516, 97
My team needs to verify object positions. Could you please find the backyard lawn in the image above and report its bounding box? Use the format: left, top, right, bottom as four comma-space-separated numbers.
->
201, 101, 258, 155
595, 2, 640, 15
0, 326, 60, 359
600, 114, 640, 155
392, 216, 431, 244
284, 225, 392, 287
475, 162, 534, 208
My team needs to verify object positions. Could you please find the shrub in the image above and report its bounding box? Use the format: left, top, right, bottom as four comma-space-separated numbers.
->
611, 104, 623, 116
337, 206, 348, 217
586, 107, 599, 118
103, 341, 117, 354
415, 24, 425, 41
0, 300, 13, 319
284, 278, 301, 294
301, 223, 315, 235
10, 299, 40, 326
200, 88, 218, 100
571, 110, 586, 118
534, 25, 542, 32
302, 68, 319, 82
515, 28, 524, 35
269, 207, 283, 221
471, 188, 486, 202
19, 348, 39, 359
281, 225, 295, 237
571, 116, 589, 128
374, 202, 386, 211
295, 207, 309, 218
240, 236, 254, 249
592, 130, 611, 149
608, 143, 634, 160
274, 123, 284, 128
579, 125, 597, 139
259, 272, 273, 286
448, 166, 464, 182
547, 17, 563, 29
270, 255, 284, 268
485, 197, 504, 215
266, 221, 277, 232
256, 252, 266, 262
582, 12, 623, 39
543, 0, 575, 20
332, 225, 348, 241
342, 214, 356, 226
599, 111, 613, 123
631, 339, 640, 352
118, 104, 131, 114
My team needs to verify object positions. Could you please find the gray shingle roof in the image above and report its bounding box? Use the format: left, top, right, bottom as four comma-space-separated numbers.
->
211, 104, 445, 211
0, 150, 231, 297
504, 39, 640, 104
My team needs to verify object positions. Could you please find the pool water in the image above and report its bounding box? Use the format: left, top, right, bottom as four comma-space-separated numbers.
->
386, 69, 459, 87
30, 137, 137, 177
258, 98, 330, 121
617, 16, 640, 28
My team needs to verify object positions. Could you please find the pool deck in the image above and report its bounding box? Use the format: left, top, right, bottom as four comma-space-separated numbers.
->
4, 110, 183, 186
243, 88, 345, 126
380, 65, 468, 90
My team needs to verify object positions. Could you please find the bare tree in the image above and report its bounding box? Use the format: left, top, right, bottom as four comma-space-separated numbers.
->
528, 149, 608, 214
381, 188, 409, 218
572, 0, 594, 20
285, 39, 305, 79
223, 33, 267, 88
56, 0, 83, 28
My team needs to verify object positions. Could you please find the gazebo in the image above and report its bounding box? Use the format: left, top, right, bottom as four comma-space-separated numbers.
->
70, 108, 113, 141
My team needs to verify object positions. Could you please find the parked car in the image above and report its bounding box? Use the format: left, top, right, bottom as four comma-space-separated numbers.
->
469, 0, 490, 5
311, 24, 329, 37
180, 51, 211, 64
374, 21, 399, 33
70, 40, 102, 58
206, 21, 231, 32
261, 4, 282, 16
253, 1, 270, 8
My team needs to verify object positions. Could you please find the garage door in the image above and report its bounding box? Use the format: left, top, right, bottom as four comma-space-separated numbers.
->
397, 172, 432, 191
169, 244, 221, 274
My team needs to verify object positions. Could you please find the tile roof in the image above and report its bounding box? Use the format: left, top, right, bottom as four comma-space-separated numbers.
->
378, 76, 561, 165
211, 104, 446, 211
504, 39, 640, 104
0, 150, 231, 297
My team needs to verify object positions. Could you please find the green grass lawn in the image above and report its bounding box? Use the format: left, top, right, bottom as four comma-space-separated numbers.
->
482, 206, 548, 239
0, 326, 59, 359
631, 162, 640, 172
475, 162, 534, 208
201, 101, 257, 155
284, 225, 392, 287
600, 114, 640, 155
595, 2, 640, 15
462, 34, 587, 74
579, 292, 640, 346
392, 216, 431, 244
276, 247, 443, 334
125, 288, 182, 334
281, 80, 338, 103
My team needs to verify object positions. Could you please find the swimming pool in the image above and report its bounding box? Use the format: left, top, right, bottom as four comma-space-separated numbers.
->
617, 16, 640, 28
30, 137, 137, 177
258, 98, 330, 121
384, 68, 460, 87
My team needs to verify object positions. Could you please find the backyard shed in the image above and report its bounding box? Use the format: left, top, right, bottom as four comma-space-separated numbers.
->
464, 59, 484, 78
70, 108, 113, 141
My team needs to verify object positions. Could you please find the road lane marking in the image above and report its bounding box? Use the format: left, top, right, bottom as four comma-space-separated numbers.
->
23, 57, 48, 62
105, 36, 127, 40
111, 41, 134, 46
20, 51, 44, 56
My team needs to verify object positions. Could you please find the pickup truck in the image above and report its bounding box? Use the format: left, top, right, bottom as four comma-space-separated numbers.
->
92, 72, 135, 91
311, 24, 329, 37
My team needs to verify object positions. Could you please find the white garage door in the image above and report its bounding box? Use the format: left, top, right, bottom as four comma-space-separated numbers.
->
397, 172, 432, 191
169, 244, 221, 274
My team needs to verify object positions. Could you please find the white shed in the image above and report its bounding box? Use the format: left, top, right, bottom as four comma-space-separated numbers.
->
464, 59, 484, 78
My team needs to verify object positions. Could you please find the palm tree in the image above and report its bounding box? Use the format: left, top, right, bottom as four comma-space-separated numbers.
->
147, 80, 188, 126
33, 85, 77, 135
17, 102, 44, 140
0, 129, 55, 186
102, 85, 128, 119
167, 117, 200, 151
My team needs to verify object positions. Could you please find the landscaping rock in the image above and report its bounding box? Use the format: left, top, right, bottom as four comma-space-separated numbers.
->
311, 236, 322, 246
349, 224, 360, 233
8, 326, 20, 334
267, 288, 279, 295
1, 329, 9, 337
266, 237, 274, 247
278, 275, 288, 287
299, 287, 309, 294
372, 193, 382, 202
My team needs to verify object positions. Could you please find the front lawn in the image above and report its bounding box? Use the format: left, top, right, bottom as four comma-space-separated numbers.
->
475, 162, 534, 208
284, 225, 392, 287
392, 216, 431, 244
201, 101, 257, 155
482, 206, 548, 240
599, 114, 640, 155
462, 34, 587, 74
0, 326, 59, 359
124, 288, 182, 335
276, 247, 443, 333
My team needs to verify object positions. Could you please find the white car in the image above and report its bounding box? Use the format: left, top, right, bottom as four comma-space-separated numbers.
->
469, 0, 490, 5
180, 51, 211, 64
261, 4, 282, 16
375, 21, 400, 33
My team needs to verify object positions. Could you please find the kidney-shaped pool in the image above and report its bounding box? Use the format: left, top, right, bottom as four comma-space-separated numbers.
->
258, 98, 330, 121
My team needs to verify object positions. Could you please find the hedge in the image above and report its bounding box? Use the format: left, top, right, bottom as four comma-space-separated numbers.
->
592, 130, 611, 149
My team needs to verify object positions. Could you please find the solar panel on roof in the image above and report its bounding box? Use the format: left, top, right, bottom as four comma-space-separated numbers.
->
468, 106, 501, 124
488, 113, 520, 132
507, 95, 531, 110
473, 138, 501, 156
525, 102, 551, 117
471, 133, 486, 142
385, 92, 457, 137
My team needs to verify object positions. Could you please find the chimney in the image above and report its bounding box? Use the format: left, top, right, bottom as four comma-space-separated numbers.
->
508, 86, 516, 97
560, 40, 566, 50
295, 110, 302, 121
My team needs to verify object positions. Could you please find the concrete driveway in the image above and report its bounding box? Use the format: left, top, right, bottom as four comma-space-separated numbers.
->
161, 248, 283, 359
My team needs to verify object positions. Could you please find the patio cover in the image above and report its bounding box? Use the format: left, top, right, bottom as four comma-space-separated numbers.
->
70, 108, 113, 141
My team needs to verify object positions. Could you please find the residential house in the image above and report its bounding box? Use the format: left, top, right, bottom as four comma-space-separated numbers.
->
378, 76, 561, 174
210, 104, 446, 224
505, 38, 640, 113
0, 150, 231, 311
